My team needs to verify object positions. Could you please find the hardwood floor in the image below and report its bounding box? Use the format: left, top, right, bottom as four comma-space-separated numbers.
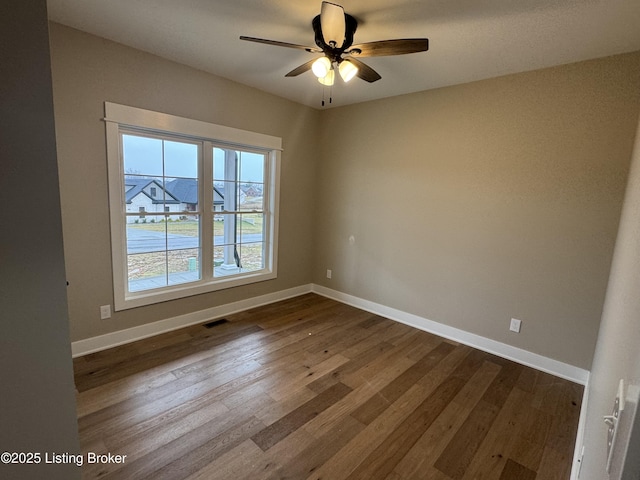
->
73, 294, 583, 479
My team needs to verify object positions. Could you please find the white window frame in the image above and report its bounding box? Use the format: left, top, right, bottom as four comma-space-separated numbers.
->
104, 102, 281, 311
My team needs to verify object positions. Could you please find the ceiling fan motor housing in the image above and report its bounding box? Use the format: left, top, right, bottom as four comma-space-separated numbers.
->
312, 13, 357, 63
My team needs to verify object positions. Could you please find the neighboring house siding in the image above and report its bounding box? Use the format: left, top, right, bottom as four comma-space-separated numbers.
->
124, 178, 224, 222
125, 192, 183, 223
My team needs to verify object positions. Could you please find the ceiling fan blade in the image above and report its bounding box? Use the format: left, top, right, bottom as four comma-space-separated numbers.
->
320, 1, 346, 47
239, 36, 319, 52
285, 59, 317, 77
348, 39, 429, 57
349, 58, 381, 83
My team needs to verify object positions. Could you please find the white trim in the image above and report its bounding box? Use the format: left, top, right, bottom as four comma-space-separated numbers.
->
76, 281, 591, 383
75, 282, 591, 383
311, 284, 590, 385
571, 378, 591, 479
104, 102, 282, 151
104, 102, 282, 311
71, 284, 312, 357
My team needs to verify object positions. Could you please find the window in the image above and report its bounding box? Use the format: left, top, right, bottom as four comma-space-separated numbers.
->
105, 103, 281, 310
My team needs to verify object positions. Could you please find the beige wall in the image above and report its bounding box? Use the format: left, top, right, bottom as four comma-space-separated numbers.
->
314, 53, 640, 369
580, 117, 640, 478
50, 20, 640, 373
49, 23, 320, 341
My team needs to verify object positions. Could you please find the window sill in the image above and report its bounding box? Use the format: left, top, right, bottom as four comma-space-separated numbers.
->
115, 269, 277, 311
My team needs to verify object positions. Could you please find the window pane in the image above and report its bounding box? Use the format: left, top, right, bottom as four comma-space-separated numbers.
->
213, 246, 239, 276
215, 181, 238, 211
237, 213, 264, 243
238, 186, 264, 211
164, 141, 198, 178
166, 178, 198, 213
126, 215, 166, 252
213, 213, 234, 246
125, 214, 201, 291
128, 251, 167, 291
167, 217, 199, 251
167, 248, 200, 286
213, 148, 224, 181
238, 243, 264, 272
238, 151, 265, 184
123, 135, 163, 176
213, 183, 224, 212
166, 218, 200, 284
213, 213, 241, 277
126, 212, 167, 292
124, 176, 168, 216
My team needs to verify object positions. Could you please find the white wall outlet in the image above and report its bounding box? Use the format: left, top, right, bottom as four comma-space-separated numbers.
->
510, 318, 522, 333
326, 269, 332, 279
100, 304, 112, 320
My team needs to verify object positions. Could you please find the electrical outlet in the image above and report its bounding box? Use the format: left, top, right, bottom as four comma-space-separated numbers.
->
326, 269, 332, 279
100, 304, 111, 320
510, 318, 522, 333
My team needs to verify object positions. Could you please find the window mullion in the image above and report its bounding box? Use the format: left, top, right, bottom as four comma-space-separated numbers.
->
201, 141, 214, 280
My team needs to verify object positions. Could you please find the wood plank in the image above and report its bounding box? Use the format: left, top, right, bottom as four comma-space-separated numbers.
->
345, 350, 487, 479
184, 438, 269, 480
73, 294, 581, 480
392, 361, 501, 479
266, 415, 366, 480
434, 399, 501, 479
251, 382, 352, 451
434, 361, 522, 479
306, 341, 396, 394
351, 341, 455, 425
499, 459, 537, 480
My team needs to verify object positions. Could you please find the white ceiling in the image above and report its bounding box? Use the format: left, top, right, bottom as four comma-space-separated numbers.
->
47, 0, 640, 109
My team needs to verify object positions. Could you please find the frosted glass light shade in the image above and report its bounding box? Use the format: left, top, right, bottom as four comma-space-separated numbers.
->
320, 1, 346, 47
312, 57, 332, 78
339, 60, 358, 82
317, 69, 335, 86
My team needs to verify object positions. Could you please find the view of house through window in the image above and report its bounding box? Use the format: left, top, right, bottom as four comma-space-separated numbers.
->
105, 102, 280, 310
121, 134, 270, 293
123, 133, 201, 292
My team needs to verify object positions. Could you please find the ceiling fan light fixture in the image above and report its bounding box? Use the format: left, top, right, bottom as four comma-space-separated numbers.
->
312, 56, 332, 78
338, 60, 358, 82
318, 69, 335, 86
320, 1, 346, 48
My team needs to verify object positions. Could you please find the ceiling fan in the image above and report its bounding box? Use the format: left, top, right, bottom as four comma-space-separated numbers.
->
240, 1, 429, 86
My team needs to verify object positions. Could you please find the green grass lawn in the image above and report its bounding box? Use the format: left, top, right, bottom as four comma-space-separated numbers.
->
129, 215, 263, 236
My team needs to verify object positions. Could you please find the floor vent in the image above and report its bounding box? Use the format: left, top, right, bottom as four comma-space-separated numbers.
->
203, 319, 229, 329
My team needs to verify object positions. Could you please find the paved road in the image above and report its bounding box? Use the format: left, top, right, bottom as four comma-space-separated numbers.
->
126, 228, 262, 254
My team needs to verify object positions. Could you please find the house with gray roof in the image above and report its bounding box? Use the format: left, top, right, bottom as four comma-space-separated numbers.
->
124, 177, 225, 222
125, 177, 182, 223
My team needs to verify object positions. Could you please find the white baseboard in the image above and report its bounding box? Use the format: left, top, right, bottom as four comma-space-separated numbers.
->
71, 284, 313, 357
72, 282, 590, 385
571, 379, 590, 479
72, 281, 590, 479
311, 284, 590, 385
